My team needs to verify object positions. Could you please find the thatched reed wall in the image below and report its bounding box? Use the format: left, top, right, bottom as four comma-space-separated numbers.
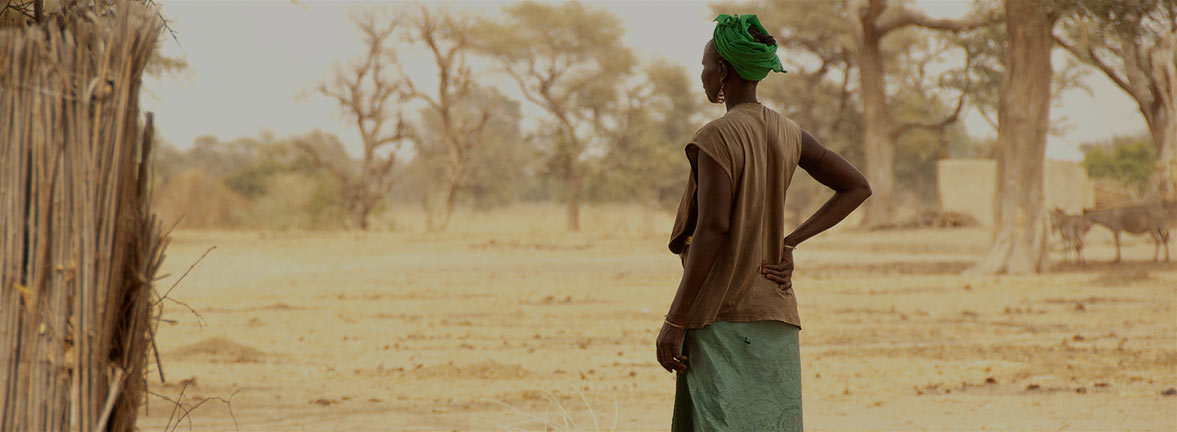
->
0, 5, 166, 432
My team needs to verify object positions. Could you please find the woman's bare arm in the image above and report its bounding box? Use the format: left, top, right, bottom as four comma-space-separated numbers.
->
666, 151, 732, 325
656, 150, 732, 373
763, 130, 870, 285
786, 130, 871, 246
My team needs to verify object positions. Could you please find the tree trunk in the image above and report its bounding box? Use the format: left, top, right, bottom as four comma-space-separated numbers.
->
437, 177, 460, 232
566, 170, 582, 232
974, 0, 1056, 274
423, 193, 437, 232
1151, 31, 1177, 200
857, 11, 897, 228
554, 122, 583, 232
1152, 118, 1177, 200
554, 126, 583, 232
352, 202, 370, 231
423, 172, 461, 233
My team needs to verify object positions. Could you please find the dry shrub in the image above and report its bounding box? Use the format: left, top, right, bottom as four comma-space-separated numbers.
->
155, 169, 251, 229
248, 173, 315, 229
155, 167, 347, 231
871, 209, 979, 230
248, 173, 347, 230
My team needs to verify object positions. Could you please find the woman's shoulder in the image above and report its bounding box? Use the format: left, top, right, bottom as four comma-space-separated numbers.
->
692, 116, 732, 141
760, 106, 802, 135
760, 105, 798, 126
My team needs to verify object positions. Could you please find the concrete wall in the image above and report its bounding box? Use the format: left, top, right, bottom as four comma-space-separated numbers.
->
937, 159, 1095, 227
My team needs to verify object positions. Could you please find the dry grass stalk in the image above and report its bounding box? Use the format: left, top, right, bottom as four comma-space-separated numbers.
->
488, 387, 620, 432
0, 4, 165, 431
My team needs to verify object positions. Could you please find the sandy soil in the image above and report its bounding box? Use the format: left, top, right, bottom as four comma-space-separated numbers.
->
137, 205, 1177, 431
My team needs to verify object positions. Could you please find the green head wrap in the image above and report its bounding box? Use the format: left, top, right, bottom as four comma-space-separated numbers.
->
712, 14, 786, 81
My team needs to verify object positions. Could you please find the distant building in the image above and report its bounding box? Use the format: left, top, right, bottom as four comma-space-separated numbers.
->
937, 159, 1095, 227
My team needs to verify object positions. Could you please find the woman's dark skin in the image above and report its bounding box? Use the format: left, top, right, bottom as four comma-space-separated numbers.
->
656, 40, 872, 374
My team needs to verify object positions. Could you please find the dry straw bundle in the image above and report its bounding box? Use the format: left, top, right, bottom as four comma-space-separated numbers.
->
0, 4, 166, 432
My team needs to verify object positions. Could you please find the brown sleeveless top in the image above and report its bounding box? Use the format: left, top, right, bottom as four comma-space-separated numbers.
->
668, 103, 804, 329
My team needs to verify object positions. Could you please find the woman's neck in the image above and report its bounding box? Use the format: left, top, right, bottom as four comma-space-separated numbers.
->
723, 82, 759, 111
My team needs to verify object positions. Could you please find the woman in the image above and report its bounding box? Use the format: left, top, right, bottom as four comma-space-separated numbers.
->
657, 14, 871, 431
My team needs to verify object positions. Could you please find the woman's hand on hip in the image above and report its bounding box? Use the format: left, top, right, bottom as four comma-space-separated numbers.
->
761, 247, 794, 291
656, 323, 688, 373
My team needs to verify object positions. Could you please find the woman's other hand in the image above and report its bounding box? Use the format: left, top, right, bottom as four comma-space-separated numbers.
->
656, 322, 688, 373
761, 246, 794, 291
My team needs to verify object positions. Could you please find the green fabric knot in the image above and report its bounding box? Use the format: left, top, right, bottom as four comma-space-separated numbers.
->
712, 14, 786, 81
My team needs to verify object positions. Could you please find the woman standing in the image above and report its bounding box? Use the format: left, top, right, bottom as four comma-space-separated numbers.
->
657, 14, 871, 431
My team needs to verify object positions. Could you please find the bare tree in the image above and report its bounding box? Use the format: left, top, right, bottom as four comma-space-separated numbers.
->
304, 14, 411, 230
1054, 1, 1177, 200
397, 5, 492, 232
410, 86, 525, 215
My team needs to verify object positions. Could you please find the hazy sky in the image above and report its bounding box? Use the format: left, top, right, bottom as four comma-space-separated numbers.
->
142, 0, 1147, 161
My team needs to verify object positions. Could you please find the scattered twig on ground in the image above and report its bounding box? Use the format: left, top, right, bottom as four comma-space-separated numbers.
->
149, 385, 241, 432
161, 297, 207, 330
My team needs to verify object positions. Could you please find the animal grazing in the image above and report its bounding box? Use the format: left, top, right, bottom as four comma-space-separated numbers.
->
1049, 208, 1092, 264
1082, 202, 1174, 262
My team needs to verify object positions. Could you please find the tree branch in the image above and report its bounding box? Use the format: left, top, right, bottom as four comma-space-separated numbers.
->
877, 7, 990, 36
462, 104, 493, 139
294, 139, 350, 184
372, 153, 399, 197
1053, 33, 1141, 102
896, 88, 965, 135
895, 44, 973, 136
801, 55, 833, 86
829, 62, 853, 135
373, 113, 410, 148
502, 62, 552, 112
977, 106, 999, 132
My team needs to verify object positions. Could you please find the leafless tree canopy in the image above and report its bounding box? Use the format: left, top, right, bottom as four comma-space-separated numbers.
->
398, 5, 494, 231
305, 14, 412, 230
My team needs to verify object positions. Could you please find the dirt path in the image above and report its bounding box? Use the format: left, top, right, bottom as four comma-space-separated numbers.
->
139, 225, 1177, 431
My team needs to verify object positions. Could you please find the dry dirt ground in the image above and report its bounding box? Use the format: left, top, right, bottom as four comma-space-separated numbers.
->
138, 205, 1177, 431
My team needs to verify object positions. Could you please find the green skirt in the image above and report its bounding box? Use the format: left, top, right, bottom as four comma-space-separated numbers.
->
671, 321, 803, 431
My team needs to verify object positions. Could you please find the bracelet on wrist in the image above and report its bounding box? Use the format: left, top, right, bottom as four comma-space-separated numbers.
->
663, 316, 686, 329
